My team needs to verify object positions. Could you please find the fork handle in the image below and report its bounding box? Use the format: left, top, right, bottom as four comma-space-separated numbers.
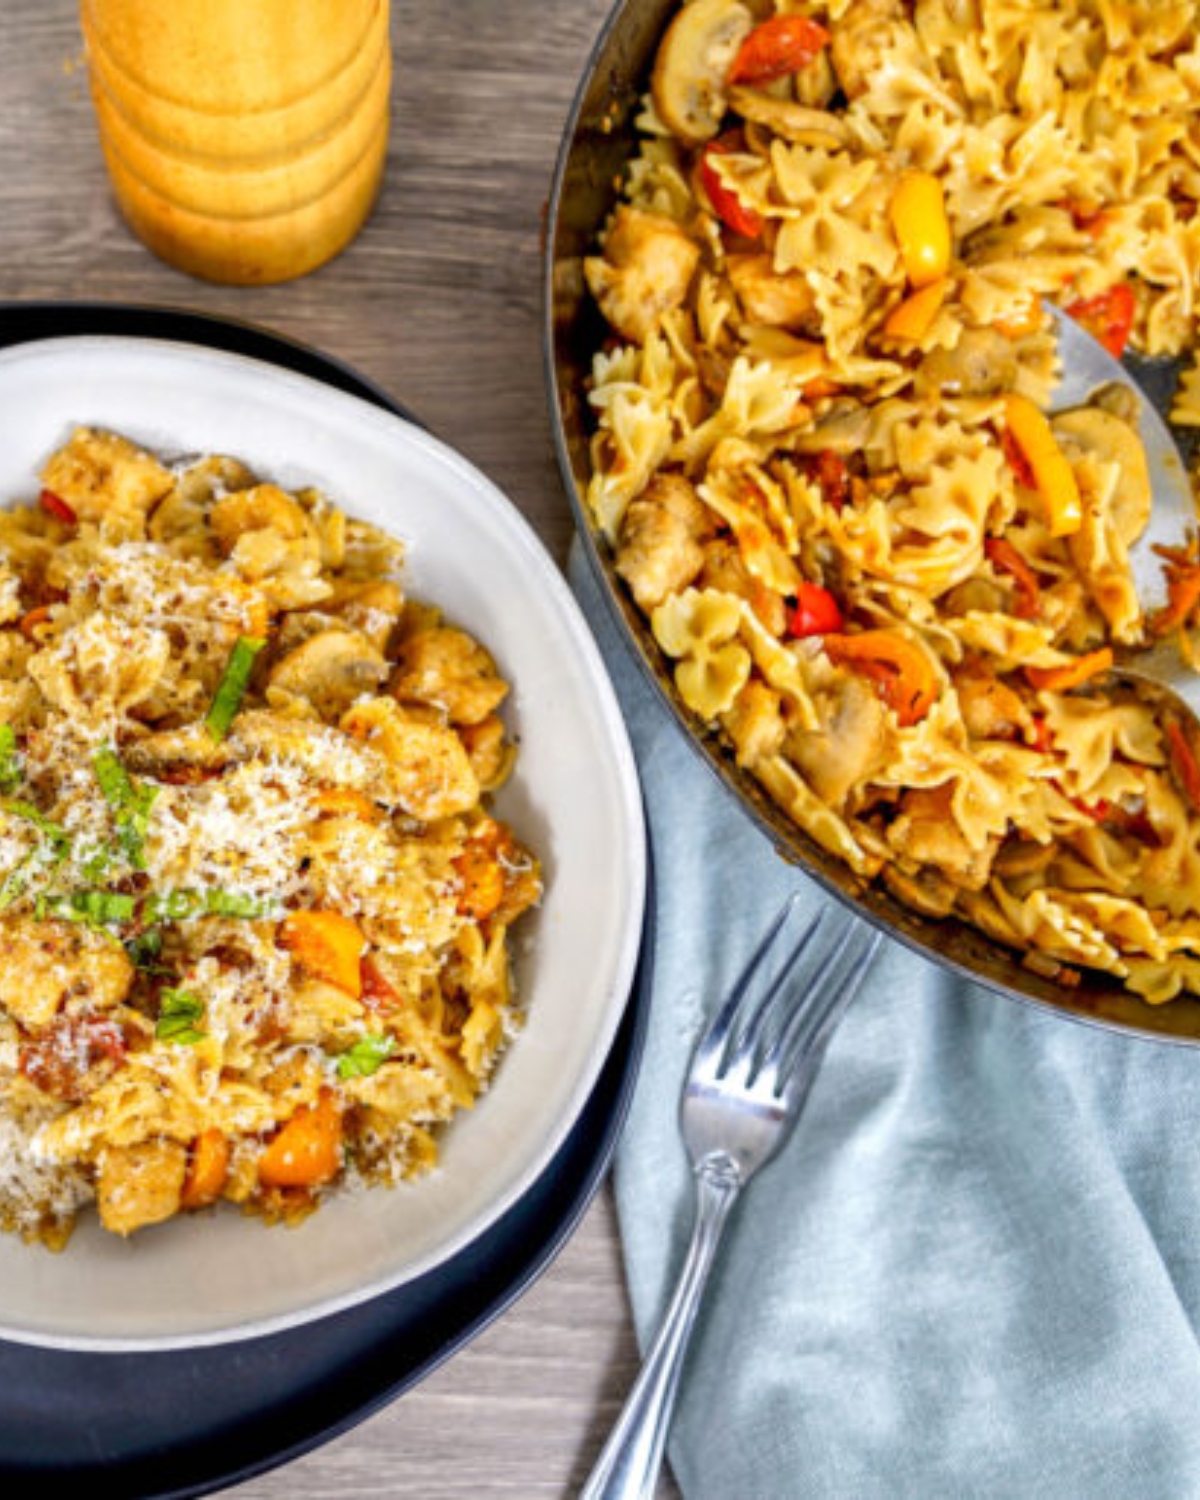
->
581, 1156, 741, 1500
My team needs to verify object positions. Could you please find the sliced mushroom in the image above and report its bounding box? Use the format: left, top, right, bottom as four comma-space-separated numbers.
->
1051, 404, 1151, 546
728, 87, 848, 149
651, 0, 754, 145
913, 328, 1017, 398
787, 673, 887, 809
267, 628, 387, 721
123, 724, 233, 779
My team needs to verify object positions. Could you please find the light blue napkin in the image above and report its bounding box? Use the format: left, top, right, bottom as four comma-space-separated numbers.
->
569, 542, 1200, 1500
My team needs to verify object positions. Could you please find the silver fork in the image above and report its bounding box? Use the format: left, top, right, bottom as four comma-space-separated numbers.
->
582, 896, 882, 1500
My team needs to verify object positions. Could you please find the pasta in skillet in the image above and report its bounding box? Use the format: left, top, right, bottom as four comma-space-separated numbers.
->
584, 0, 1200, 1003
0, 427, 540, 1247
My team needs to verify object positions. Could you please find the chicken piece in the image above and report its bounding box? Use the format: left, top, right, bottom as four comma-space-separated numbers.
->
209, 485, 311, 554
390, 627, 508, 726
952, 660, 1029, 741
722, 678, 786, 767
457, 714, 515, 791
340, 697, 480, 819
268, 628, 387, 721
787, 674, 887, 809
585, 208, 701, 345
330, 579, 405, 654
616, 473, 713, 612
885, 785, 997, 890
40, 427, 173, 526
0, 918, 134, 1029
830, 0, 920, 100
698, 536, 787, 635
96, 1139, 187, 1236
727, 254, 817, 332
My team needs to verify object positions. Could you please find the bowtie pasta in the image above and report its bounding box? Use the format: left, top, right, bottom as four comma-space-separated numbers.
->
0, 427, 540, 1247
584, 0, 1200, 1004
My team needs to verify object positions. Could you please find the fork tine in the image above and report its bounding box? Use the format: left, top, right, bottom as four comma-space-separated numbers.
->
690, 894, 815, 1080
765, 927, 881, 1098
727, 903, 829, 1077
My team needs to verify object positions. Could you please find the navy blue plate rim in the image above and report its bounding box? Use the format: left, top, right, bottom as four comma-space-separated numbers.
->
0, 301, 653, 1499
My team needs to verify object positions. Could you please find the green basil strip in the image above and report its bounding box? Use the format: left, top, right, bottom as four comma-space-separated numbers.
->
0, 725, 20, 793
125, 926, 165, 971
336, 1032, 396, 1080
93, 747, 159, 871
156, 987, 205, 1045
2, 799, 71, 859
205, 636, 266, 742
37, 889, 137, 927
143, 888, 274, 923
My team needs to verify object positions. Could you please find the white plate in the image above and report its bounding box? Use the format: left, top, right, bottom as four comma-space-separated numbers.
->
0, 336, 646, 1351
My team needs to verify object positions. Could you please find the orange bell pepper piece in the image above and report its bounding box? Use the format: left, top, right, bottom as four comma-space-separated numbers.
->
984, 537, 1041, 620
824, 629, 939, 727
1149, 542, 1200, 637
889, 172, 951, 288
278, 910, 366, 997
258, 1089, 342, 1190
1167, 719, 1200, 812
1003, 395, 1083, 538
181, 1128, 231, 1210
1024, 647, 1113, 693
883, 277, 949, 341
309, 788, 381, 822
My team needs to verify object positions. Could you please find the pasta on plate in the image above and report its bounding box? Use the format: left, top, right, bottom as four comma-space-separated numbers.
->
583, 0, 1200, 1004
0, 427, 540, 1247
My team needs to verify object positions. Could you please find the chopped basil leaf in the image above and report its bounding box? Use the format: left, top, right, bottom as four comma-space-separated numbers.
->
2, 798, 71, 860
126, 926, 165, 971
156, 987, 205, 1045
336, 1032, 396, 1080
143, 888, 275, 923
37, 889, 137, 927
205, 636, 266, 742
0, 851, 35, 911
203, 889, 272, 919
0, 725, 20, 792
93, 747, 158, 871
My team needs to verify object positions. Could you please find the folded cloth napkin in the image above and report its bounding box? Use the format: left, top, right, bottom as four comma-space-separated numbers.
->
569, 542, 1200, 1500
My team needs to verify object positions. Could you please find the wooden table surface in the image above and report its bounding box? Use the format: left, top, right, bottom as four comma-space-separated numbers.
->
0, 2, 679, 1495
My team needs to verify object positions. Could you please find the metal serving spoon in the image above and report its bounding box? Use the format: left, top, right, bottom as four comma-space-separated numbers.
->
1049, 307, 1200, 719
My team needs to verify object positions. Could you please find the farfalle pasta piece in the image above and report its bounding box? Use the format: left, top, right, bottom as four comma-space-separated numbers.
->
652, 587, 751, 718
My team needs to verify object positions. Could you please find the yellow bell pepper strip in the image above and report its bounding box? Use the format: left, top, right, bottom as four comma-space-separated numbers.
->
883, 277, 950, 342
889, 172, 951, 288
258, 1088, 342, 1189
726, 15, 829, 85
1024, 646, 1113, 693
1003, 394, 1083, 537
824, 629, 939, 727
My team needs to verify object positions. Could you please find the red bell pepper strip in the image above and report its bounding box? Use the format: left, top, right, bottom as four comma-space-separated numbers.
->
39, 488, 77, 526
727, 15, 830, 86
1065, 283, 1136, 359
788, 582, 843, 638
700, 133, 763, 239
